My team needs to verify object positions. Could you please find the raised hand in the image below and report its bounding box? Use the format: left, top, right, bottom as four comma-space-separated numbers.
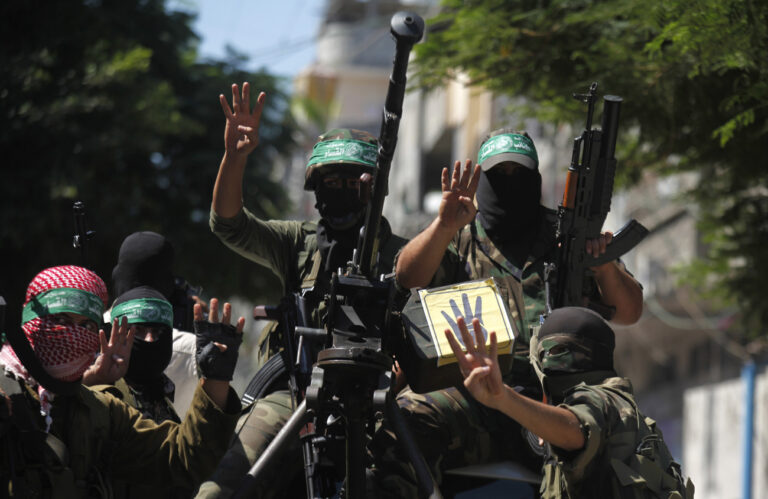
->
82, 317, 134, 386
444, 317, 504, 409
438, 159, 481, 232
194, 298, 244, 381
219, 82, 266, 157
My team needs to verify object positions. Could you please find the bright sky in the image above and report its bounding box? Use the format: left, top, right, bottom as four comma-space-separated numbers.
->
171, 0, 325, 78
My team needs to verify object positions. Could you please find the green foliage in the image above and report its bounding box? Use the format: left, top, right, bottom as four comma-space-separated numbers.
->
0, 0, 296, 328
413, 0, 768, 336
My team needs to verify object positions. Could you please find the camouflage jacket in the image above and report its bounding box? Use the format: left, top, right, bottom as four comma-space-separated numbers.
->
427, 210, 560, 385
427, 210, 615, 386
0, 367, 240, 498
542, 377, 694, 499
210, 207, 408, 364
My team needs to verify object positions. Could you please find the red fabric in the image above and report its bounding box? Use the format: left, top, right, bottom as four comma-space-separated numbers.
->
9, 265, 109, 382
23, 265, 108, 307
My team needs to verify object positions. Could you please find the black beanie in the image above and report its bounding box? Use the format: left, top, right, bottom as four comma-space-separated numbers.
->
112, 232, 175, 299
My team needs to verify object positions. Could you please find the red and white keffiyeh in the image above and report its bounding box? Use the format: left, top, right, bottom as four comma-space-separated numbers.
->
0, 265, 108, 383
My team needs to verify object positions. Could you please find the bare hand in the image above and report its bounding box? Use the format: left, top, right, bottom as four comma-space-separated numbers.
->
444, 317, 504, 409
219, 82, 265, 157
82, 317, 134, 386
438, 159, 481, 233
586, 231, 613, 258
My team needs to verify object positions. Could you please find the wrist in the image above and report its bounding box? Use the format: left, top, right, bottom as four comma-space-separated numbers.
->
222, 149, 249, 165
434, 216, 461, 238
591, 261, 615, 278
492, 384, 519, 411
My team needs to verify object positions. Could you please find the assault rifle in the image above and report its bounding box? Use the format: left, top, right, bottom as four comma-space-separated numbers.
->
236, 12, 439, 499
544, 82, 649, 319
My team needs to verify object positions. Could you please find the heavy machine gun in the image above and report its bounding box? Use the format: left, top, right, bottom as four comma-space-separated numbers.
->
235, 11, 441, 499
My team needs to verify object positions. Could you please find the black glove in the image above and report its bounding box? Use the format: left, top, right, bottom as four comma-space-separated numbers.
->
194, 320, 242, 381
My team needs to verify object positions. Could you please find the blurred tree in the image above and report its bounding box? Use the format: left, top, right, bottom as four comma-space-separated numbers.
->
414, 0, 768, 336
0, 0, 296, 329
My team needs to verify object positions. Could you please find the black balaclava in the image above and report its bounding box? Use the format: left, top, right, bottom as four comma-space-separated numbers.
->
314, 174, 367, 231
476, 165, 543, 239
475, 129, 543, 248
314, 172, 368, 273
112, 232, 175, 299
530, 307, 617, 404
112, 286, 173, 388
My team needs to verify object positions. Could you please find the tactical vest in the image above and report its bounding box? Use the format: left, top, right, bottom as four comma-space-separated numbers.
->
446, 216, 556, 390
0, 372, 112, 498
541, 381, 694, 499
104, 378, 180, 425
254, 222, 327, 369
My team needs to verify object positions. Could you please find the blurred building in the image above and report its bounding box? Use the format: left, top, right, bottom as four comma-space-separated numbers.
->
283, 0, 434, 221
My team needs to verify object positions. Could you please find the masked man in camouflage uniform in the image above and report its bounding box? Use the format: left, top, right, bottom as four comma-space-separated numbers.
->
369, 129, 643, 496
196, 82, 408, 498
0, 265, 244, 497
445, 307, 694, 498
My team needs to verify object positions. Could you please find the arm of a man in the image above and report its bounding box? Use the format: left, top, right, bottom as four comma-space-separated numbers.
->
586, 233, 644, 325
593, 260, 643, 325
95, 382, 241, 487
210, 208, 304, 286
396, 160, 480, 289
210, 83, 305, 285
493, 384, 586, 451
444, 318, 586, 451
212, 82, 265, 219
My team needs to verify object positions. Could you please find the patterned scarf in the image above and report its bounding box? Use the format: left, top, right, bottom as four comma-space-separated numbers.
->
0, 265, 107, 430
0, 265, 108, 384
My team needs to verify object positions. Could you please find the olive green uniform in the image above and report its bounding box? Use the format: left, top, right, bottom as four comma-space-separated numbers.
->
96, 377, 190, 499
196, 206, 407, 498
542, 377, 693, 498
0, 367, 240, 497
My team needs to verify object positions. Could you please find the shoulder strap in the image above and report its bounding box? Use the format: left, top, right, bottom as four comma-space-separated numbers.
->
0, 374, 71, 469
300, 249, 324, 291
296, 223, 320, 291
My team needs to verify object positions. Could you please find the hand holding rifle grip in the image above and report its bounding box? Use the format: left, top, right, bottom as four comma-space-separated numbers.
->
357, 12, 424, 278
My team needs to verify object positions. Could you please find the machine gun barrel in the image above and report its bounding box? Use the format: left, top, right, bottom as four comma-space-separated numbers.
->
357, 12, 424, 278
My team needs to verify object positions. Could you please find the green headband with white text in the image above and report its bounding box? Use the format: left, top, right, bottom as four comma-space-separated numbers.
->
22, 288, 105, 325
306, 139, 378, 169
477, 133, 538, 169
111, 297, 173, 328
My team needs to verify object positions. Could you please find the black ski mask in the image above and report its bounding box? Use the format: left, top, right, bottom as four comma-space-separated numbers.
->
314, 182, 366, 273
314, 179, 367, 231
112, 232, 175, 299
111, 286, 173, 386
476, 164, 542, 240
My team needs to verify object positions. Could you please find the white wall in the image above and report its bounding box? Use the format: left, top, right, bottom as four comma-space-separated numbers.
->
683, 366, 768, 498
